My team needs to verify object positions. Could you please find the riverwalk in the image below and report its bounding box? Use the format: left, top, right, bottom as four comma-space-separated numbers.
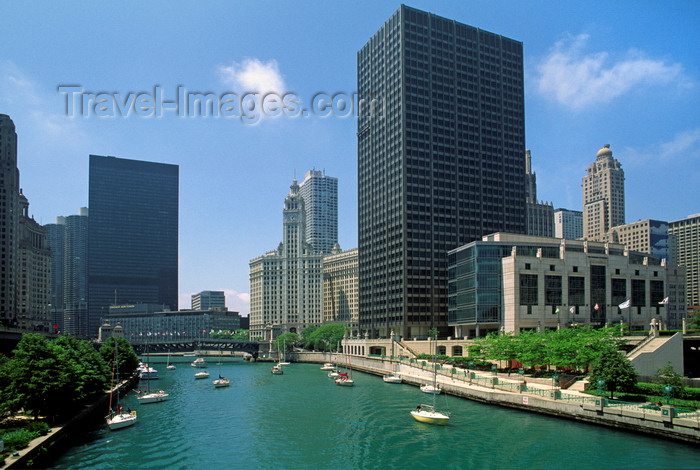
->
298, 352, 700, 444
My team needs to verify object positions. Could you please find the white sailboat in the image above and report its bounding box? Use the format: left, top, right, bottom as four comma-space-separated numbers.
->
383, 362, 403, 384
106, 339, 137, 430
277, 340, 290, 366
334, 341, 354, 387
166, 349, 176, 370
137, 345, 169, 404
213, 349, 230, 387
411, 334, 450, 425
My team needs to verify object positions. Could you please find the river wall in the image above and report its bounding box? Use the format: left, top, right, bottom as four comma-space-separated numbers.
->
295, 352, 700, 445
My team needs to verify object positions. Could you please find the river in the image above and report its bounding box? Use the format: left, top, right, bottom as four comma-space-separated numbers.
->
48, 360, 700, 469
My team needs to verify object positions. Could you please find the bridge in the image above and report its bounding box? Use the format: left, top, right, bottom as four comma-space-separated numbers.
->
129, 337, 260, 356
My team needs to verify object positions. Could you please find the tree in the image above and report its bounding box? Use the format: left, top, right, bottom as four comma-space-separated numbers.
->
654, 362, 685, 391
687, 306, 700, 330
274, 332, 300, 352
588, 349, 637, 399
99, 336, 140, 378
300, 325, 318, 350
5, 333, 73, 420
54, 335, 110, 403
304, 324, 346, 351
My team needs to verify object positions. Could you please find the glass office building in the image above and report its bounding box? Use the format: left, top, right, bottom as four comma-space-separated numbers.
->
87, 155, 179, 337
357, 6, 526, 339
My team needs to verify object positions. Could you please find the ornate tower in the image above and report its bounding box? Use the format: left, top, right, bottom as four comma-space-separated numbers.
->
582, 144, 625, 241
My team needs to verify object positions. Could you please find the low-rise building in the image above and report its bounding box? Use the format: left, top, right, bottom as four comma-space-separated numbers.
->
448, 233, 685, 337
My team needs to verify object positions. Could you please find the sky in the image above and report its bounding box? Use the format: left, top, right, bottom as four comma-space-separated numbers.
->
1, 1, 698, 316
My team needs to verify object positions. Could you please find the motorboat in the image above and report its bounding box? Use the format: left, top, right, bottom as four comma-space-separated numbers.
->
420, 384, 441, 394
194, 371, 210, 379
138, 365, 159, 380
320, 363, 335, 370
271, 365, 284, 375
190, 358, 207, 368
383, 374, 403, 384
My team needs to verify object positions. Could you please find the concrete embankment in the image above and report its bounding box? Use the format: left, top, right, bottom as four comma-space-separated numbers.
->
2, 375, 138, 469
296, 352, 700, 445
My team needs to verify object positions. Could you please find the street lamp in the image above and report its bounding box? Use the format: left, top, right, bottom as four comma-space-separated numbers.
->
597, 378, 605, 397
663, 384, 673, 405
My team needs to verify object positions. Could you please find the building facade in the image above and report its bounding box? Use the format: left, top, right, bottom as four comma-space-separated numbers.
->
525, 150, 554, 237
298, 170, 338, 254
554, 208, 583, 240
16, 193, 51, 331
87, 155, 179, 337
322, 245, 358, 334
669, 214, 700, 308
0, 114, 19, 325
249, 179, 323, 340
608, 219, 670, 261
192, 290, 226, 310
106, 307, 241, 343
63, 208, 89, 336
45, 218, 65, 332
448, 233, 686, 336
357, 5, 526, 340
583, 144, 625, 241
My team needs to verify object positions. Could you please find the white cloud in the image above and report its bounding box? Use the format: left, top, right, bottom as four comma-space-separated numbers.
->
218, 58, 286, 94
621, 127, 700, 167
535, 34, 683, 110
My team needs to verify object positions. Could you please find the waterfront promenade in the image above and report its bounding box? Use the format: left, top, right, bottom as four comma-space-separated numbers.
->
299, 352, 700, 444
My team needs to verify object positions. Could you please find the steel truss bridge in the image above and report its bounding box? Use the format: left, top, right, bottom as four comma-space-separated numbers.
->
129, 338, 260, 356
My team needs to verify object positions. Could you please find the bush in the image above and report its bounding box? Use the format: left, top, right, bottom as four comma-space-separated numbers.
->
24, 420, 49, 436
2, 428, 38, 451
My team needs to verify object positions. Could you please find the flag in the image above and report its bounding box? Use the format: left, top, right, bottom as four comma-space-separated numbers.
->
594, 303, 599, 311
658, 297, 669, 305
555, 307, 560, 313
569, 306, 576, 314
618, 299, 631, 309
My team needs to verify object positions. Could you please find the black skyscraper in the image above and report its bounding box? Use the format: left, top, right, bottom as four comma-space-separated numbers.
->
357, 6, 526, 339
87, 155, 178, 336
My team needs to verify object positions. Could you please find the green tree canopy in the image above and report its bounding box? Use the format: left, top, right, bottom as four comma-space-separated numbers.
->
588, 349, 637, 399
4, 333, 73, 420
654, 362, 685, 391
303, 324, 346, 351
99, 336, 140, 379
274, 332, 300, 352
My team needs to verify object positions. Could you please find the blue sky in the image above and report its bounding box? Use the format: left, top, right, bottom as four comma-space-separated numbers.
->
1, 1, 698, 316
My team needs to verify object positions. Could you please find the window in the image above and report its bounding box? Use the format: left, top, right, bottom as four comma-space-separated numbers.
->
545, 275, 562, 306
520, 274, 538, 306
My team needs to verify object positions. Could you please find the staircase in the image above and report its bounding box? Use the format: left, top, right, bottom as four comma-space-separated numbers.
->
627, 336, 673, 362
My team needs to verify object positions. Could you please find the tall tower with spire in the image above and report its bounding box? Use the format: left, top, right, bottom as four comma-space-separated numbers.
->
582, 144, 625, 241
249, 178, 323, 341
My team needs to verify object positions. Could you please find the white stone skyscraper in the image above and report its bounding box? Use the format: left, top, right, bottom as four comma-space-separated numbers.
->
582, 144, 625, 241
298, 170, 338, 254
249, 179, 323, 341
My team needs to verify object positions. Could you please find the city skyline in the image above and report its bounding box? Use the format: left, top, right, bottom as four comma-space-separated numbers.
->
1, 2, 698, 315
